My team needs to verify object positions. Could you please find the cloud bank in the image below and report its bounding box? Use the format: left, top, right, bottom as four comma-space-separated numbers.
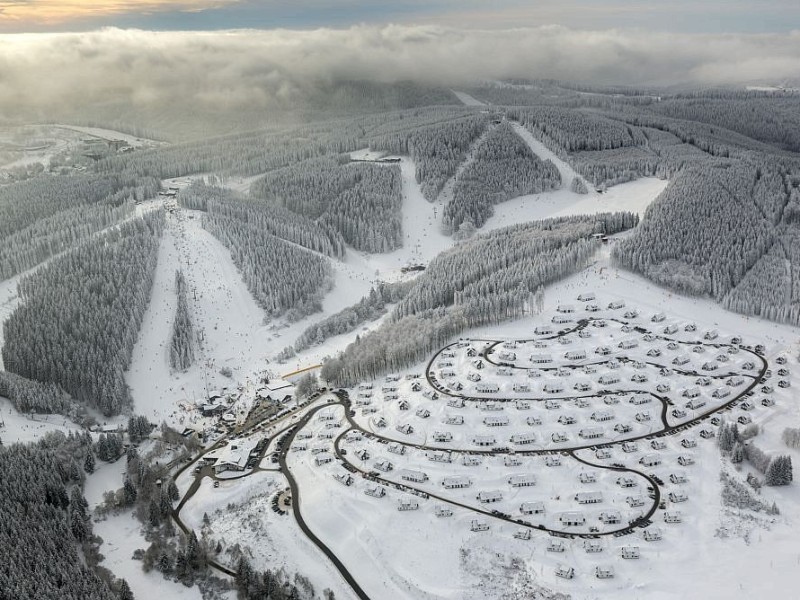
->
1, 25, 798, 117
0, 1, 239, 26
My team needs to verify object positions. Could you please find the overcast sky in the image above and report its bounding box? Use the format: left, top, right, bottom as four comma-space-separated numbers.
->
1, 0, 799, 34
0, 2, 799, 122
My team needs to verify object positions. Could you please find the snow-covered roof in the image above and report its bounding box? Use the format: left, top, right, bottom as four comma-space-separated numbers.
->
265, 379, 294, 392
215, 449, 244, 468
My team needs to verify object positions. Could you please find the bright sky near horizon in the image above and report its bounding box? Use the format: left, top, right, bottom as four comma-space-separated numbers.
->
1, 0, 798, 33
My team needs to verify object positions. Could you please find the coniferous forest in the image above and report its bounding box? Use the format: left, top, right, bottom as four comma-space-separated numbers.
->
2, 213, 163, 416
0, 432, 119, 600
169, 270, 196, 371
442, 121, 562, 232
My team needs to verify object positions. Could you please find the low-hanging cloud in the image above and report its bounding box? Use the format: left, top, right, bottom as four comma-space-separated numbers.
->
0, 25, 799, 118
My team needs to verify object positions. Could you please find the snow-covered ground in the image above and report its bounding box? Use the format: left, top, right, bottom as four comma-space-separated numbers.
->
0, 270, 22, 371
182, 471, 358, 600
7, 112, 791, 599
94, 513, 213, 600
0, 397, 81, 444
450, 90, 486, 106
487, 174, 666, 230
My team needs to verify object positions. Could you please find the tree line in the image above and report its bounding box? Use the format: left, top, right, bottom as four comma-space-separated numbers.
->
0, 431, 131, 599
0, 172, 159, 281
365, 112, 487, 201
179, 179, 346, 258
294, 280, 415, 352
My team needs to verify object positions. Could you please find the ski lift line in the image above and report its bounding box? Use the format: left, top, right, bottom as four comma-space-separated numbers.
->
282, 364, 323, 379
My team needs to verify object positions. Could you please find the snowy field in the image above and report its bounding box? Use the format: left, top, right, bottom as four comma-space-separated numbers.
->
48, 124, 161, 148
0, 397, 80, 444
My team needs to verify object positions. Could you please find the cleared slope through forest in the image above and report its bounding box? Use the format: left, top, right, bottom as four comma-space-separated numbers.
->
450, 90, 486, 106
509, 120, 589, 191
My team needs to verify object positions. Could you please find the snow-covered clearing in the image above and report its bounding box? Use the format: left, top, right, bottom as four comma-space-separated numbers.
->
0, 397, 81, 444
84, 457, 128, 509
0, 270, 22, 371
481, 121, 667, 227
486, 176, 668, 230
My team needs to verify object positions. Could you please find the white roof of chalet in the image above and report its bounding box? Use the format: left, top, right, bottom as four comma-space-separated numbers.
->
265, 379, 294, 392
210, 446, 245, 468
